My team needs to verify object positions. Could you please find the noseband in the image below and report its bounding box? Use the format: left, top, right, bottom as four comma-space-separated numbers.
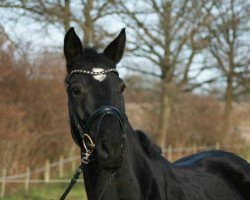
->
60, 68, 126, 200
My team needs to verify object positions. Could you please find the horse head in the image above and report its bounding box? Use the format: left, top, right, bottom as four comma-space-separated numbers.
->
64, 28, 127, 170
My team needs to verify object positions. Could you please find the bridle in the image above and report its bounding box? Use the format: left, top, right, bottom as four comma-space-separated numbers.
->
66, 68, 126, 162
60, 68, 127, 200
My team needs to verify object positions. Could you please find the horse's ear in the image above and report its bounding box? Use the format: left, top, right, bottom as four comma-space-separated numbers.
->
103, 28, 126, 64
64, 27, 82, 64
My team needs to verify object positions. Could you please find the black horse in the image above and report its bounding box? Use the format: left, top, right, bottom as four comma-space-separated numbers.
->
63, 28, 250, 200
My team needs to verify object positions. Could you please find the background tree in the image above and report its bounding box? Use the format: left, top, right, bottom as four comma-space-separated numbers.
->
207, 0, 250, 135
0, 0, 118, 47
116, 0, 215, 148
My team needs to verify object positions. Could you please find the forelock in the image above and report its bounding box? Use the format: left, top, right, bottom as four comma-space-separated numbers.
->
81, 47, 99, 62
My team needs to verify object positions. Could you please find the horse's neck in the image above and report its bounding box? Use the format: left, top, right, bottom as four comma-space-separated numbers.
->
127, 127, 176, 199
83, 123, 175, 200
119, 124, 176, 199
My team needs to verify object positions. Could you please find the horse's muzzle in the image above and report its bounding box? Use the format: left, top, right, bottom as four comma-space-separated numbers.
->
97, 134, 126, 170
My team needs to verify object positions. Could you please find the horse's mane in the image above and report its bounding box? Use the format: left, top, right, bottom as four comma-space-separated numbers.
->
136, 130, 162, 158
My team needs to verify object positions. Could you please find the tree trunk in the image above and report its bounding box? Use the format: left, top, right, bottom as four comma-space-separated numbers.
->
63, 0, 71, 32
156, 81, 173, 149
156, 1, 173, 149
223, 15, 235, 136
223, 74, 233, 135
83, 0, 94, 46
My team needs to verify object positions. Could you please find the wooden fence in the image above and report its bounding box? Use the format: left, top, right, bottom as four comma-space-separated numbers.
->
0, 142, 249, 198
0, 154, 84, 198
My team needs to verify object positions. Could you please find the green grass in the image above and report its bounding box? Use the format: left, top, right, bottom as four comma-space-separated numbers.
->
4, 182, 87, 200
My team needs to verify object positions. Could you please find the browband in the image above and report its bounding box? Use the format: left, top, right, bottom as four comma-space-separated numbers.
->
67, 68, 118, 82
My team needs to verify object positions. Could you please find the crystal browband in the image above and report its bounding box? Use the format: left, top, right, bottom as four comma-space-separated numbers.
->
68, 68, 118, 78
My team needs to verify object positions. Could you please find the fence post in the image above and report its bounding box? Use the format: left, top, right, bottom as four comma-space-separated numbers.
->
168, 145, 173, 162
59, 155, 64, 178
216, 142, 220, 150
1, 169, 7, 198
24, 167, 30, 192
192, 143, 197, 153
44, 159, 50, 183
70, 145, 76, 171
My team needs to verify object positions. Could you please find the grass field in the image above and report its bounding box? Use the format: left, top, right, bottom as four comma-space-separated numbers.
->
4, 182, 87, 200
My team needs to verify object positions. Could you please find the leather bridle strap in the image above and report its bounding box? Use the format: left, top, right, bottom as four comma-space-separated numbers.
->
60, 68, 126, 200
84, 106, 126, 134
81, 107, 126, 165
67, 87, 85, 146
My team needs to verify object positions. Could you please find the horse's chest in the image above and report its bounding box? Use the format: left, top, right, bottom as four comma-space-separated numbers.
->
100, 172, 141, 200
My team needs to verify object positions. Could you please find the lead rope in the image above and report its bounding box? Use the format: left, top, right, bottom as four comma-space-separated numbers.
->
59, 134, 93, 200
59, 135, 94, 200
59, 160, 117, 200
59, 164, 84, 200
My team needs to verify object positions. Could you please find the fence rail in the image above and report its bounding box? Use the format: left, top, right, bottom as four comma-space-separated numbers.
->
0, 156, 79, 181
0, 179, 84, 183
0, 145, 80, 198
0, 143, 249, 198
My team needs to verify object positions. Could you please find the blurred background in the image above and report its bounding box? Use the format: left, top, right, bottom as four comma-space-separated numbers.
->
0, 0, 250, 199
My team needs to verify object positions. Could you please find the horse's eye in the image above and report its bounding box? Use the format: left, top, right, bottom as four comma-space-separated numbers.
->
120, 83, 126, 93
72, 87, 81, 96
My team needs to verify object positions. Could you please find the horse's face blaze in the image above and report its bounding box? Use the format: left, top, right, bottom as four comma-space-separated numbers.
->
64, 28, 126, 170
